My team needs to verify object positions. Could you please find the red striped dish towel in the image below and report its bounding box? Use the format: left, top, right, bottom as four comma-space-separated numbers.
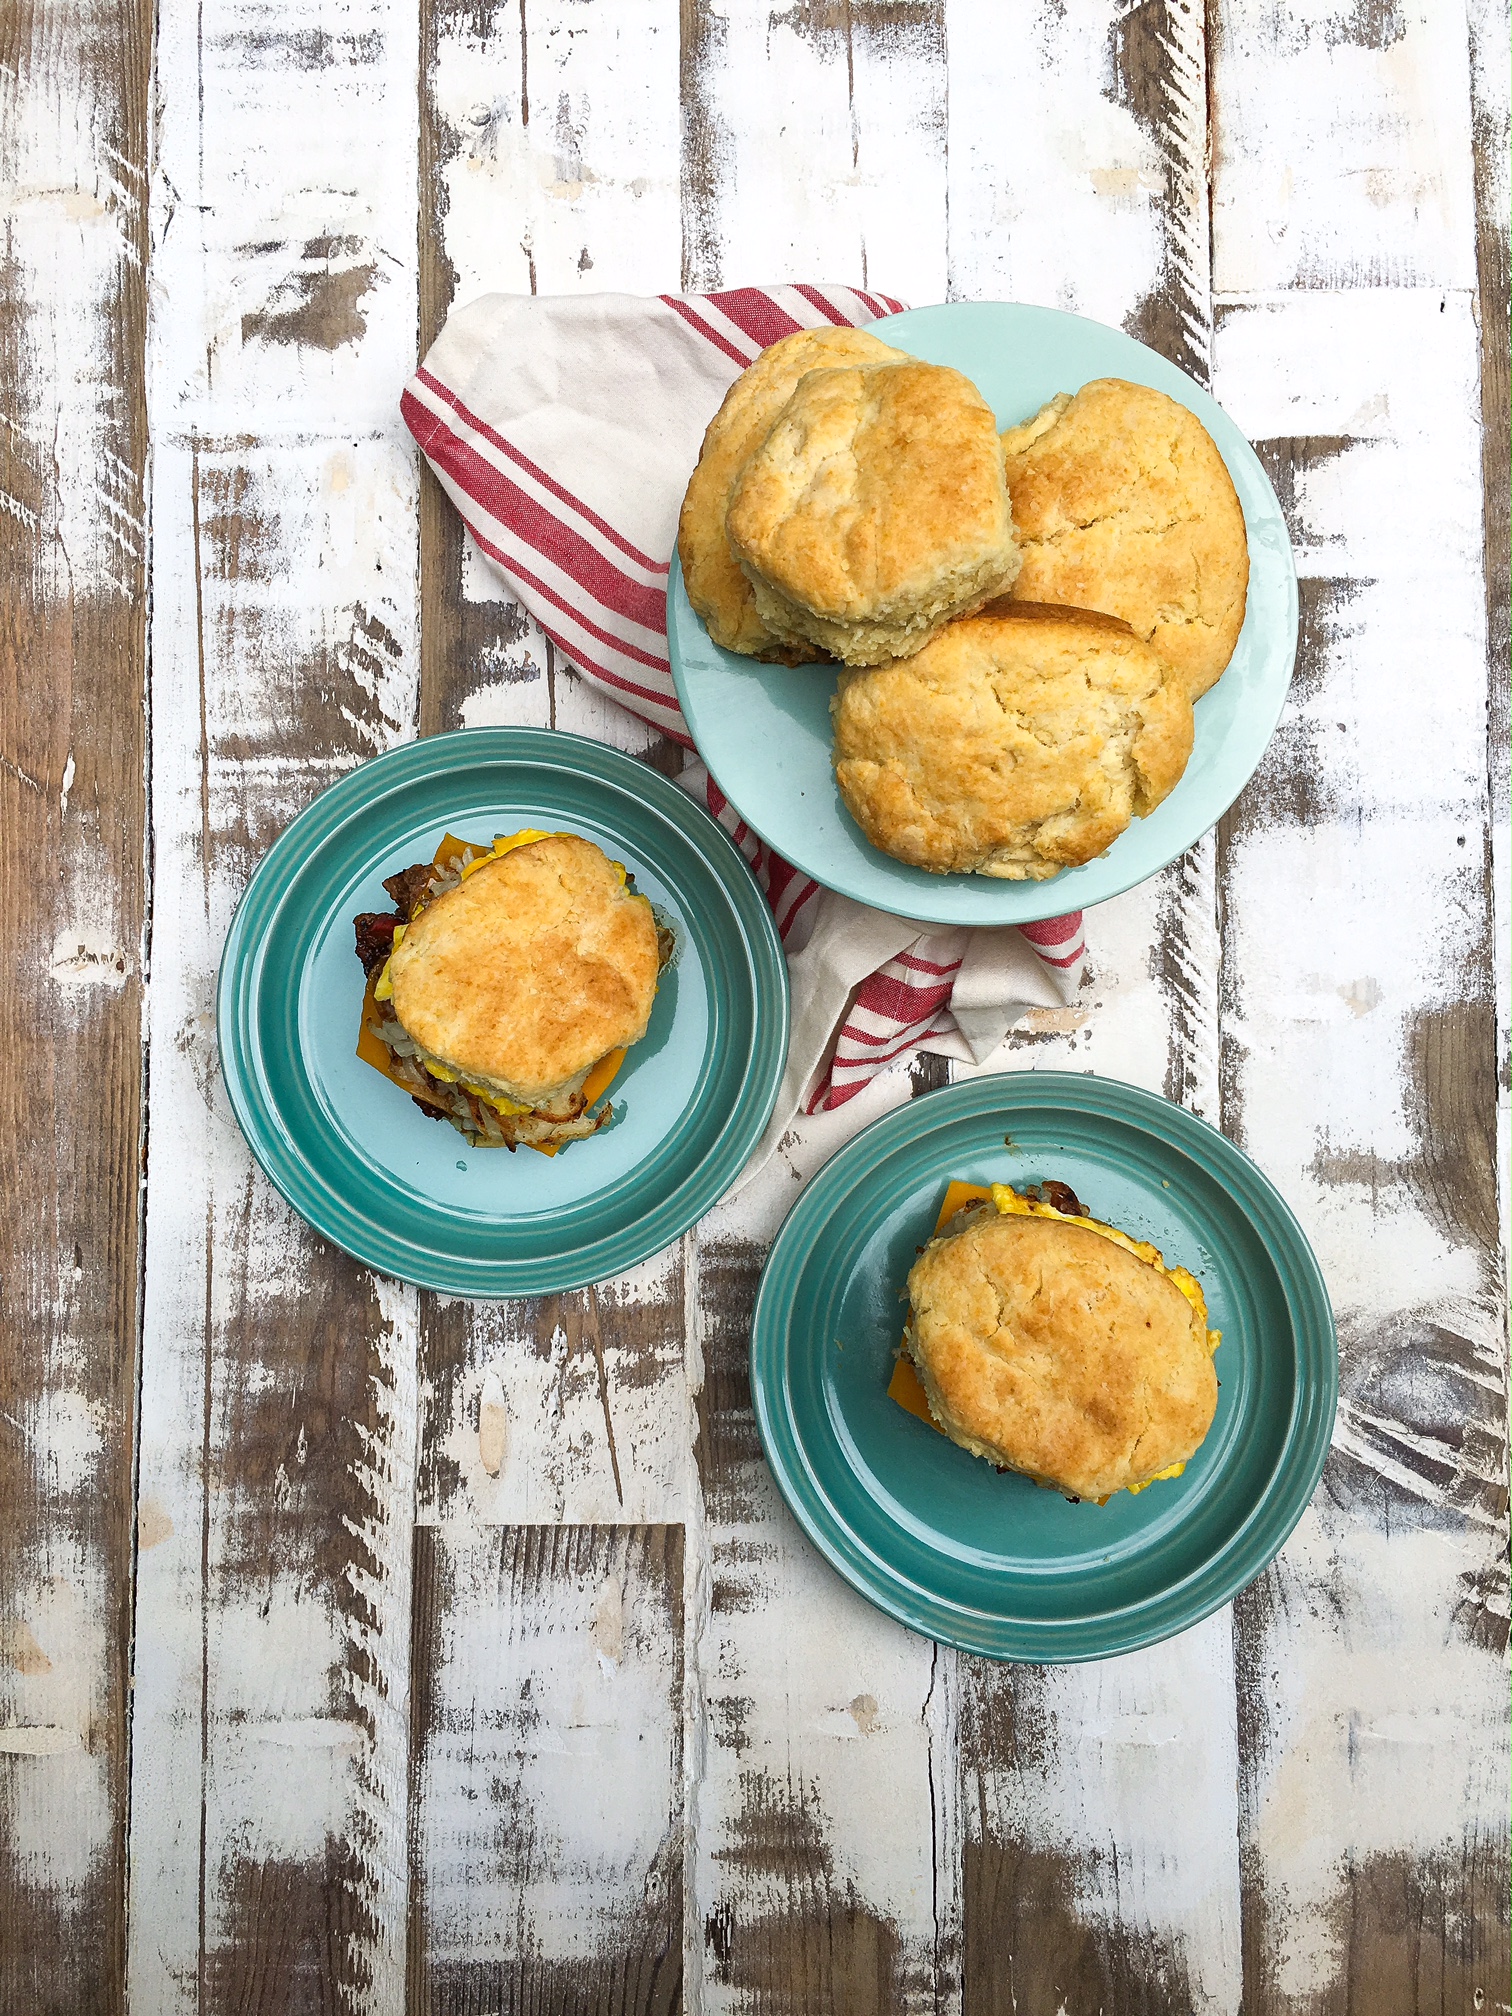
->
401, 286, 1084, 1133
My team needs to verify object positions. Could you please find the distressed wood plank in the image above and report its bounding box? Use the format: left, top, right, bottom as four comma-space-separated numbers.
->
0, 0, 150, 2007
1209, 0, 1477, 295
128, 0, 422, 2005
416, 0, 538, 743
153, 0, 422, 434
678, 11, 959, 2007
946, 0, 1244, 2003
409, 8, 694, 2006
945, 0, 1209, 376
680, 0, 947, 301
408, 1524, 684, 2013
959, 1644, 1245, 2015
689, 1234, 944, 2015
419, 0, 682, 745
429, 0, 681, 305
1209, 0, 1507, 1985
1475, 51, 1512, 2016
131, 432, 422, 2016
1467, 0, 1510, 1284
415, 1254, 690, 1529
1468, 0, 1510, 778
1212, 287, 1507, 2010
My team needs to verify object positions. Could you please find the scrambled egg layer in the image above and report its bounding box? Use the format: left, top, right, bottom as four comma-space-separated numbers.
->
889, 1177, 1221, 1496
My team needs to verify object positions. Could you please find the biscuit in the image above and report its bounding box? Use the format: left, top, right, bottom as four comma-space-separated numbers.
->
1001, 377, 1249, 700
388, 833, 660, 1110
677, 325, 909, 660
831, 602, 1193, 879
726, 360, 1020, 666
905, 1203, 1219, 1501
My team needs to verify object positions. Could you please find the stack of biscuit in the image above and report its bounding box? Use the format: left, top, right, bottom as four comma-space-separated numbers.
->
678, 329, 1250, 882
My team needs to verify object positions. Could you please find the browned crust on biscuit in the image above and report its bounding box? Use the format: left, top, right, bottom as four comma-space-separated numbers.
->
977, 597, 1136, 633
726, 359, 1020, 665
905, 1211, 1218, 1500
676, 325, 909, 660
831, 604, 1194, 878
1001, 377, 1250, 700
388, 833, 660, 1106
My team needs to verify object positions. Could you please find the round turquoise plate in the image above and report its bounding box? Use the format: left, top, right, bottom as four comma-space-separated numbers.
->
668, 300, 1298, 925
217, 728, 789, 1296
751, 1073, 1335, 1661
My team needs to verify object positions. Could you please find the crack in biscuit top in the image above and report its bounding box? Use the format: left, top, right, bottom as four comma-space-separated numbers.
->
1001, 377, 1250, 699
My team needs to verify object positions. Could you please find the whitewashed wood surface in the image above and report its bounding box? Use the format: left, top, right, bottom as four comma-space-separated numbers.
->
1, 0, 1506, 2008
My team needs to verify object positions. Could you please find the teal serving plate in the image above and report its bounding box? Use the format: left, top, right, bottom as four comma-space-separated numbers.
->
668, 300, 1298, 925
217, 728, 789, 1296
751, 1073, 1335, 1661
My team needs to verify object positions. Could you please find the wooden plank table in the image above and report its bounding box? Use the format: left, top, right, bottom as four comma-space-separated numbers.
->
2, 0, 1506, 2007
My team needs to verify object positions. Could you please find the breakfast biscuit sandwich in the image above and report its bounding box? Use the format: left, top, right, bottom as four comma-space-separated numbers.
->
1001, 377, 1249, 701
353, 831, 672, 1151
726, 359, 1020, 666
677, 324, 910, 661
831, 602, 1193, 879
902, 1181, 1221, 1503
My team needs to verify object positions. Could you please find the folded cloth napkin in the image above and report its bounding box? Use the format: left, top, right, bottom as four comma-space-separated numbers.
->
401, 286, 1085, 1146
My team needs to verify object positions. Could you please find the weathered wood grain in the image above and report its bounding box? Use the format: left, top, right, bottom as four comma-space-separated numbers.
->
407, 1248, 696, 2008
945, 2, 1249, 2004
1211, 288, 1508, 2008
680, 0, 947, 300
415, 1257, 690, 1527
946, 0, 1210, 377
1467, 0, 1510, 1287
127, 1, 423, 2007
130, 434, 422, 2016
0, 0, 150, 2008
675, 14, 969, 2008
1210, 0, 1507, 1994
1471, 90, 1511, 1971
959, 1641, 1244, 2014
1468, 0, 1510, 716
408, 8, 696, 2006
408, 1523, 685, 2014
419, 0, 682, 746
688, 1232, 943, 2014
1210, 0, 1478, 295
3, 0, 1493, 1996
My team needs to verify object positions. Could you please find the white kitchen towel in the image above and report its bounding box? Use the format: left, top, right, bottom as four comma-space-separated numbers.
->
401, 286, 1085, 1137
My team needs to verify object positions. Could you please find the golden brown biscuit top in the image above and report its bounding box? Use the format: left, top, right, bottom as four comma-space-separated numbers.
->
905, 1209, 1219, 1501
1001, 377, 1249, 699
388, 833, 660, 1106
676, 325, 909, 658
726, 360, 1014, 620
831, 602, 1194, 877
